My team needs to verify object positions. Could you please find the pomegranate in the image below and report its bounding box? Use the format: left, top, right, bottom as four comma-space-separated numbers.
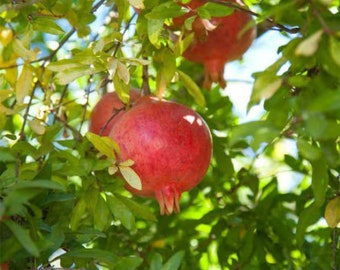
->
0, 262, 9, 270
109, 97, 212, 215
173, 0, 256, 89
89, 89, 141, 136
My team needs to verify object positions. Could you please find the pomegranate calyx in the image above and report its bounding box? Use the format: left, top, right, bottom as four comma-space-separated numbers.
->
155, 184, 181, 215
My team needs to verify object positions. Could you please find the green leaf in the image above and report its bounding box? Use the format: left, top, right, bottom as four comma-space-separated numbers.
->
3, 219, 40, 257
147, 18, 164, 47
86, 132, 120, 159
107, 194, 136, 231
153, 47, 176, 96
33, 17, 65, 35
329, 36, 340, 66
311, 159, 328, 207
54, 65, 103, 85
251, 73, 282, 105
296, 203, 321, 246
163, 250, 185, 270
150, 253, 163, 270
70, 198, 87, 230
297, 139, 322, 161
60, 248, 118, 265
119, 166, 142, 191
113, 72, 130, 103
197, 3, 233, 19
116, 194, 157, 222
145, 2, 186, 20
115, 256, 143, 270
11, 179, 65, 191
177, 70, 206, 107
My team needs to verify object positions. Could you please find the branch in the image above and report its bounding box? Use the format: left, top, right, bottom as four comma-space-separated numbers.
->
208, 0, 300, 34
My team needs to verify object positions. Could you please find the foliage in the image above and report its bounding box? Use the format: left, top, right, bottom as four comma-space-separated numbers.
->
0, 0, 339, 269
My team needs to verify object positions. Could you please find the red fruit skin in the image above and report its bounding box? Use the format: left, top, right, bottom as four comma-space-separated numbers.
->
109, 97, 212, 215
173, 0, 256, 89
89, 89, 141, 136
0, 262, 9, 270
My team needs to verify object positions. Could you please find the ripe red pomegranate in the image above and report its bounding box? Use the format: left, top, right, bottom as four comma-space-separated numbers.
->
89, 89, 141, 136
173, 0, 256, 89
109, 97, 212, 215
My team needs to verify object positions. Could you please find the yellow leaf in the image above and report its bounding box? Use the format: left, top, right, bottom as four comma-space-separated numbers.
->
15, 65, 34, 104
13, 39, 36, 60
295, 30, 323, 57
324, 196, 340, 228
119, 159, 135, 167
119, 166, 142, 190
0, 28, 14, 46
108, 166, 118, 175
128, 0, 144, 9
28, 119, 46, 135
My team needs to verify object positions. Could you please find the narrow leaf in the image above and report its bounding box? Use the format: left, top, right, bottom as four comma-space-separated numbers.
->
116, 194, 157, 221
163, 250, 185, 270
86, 132, 119, 159
107, 194, 135, 231
178, 70, 206, 107
15, 65, 33, 104
311, 159, 328, 207
33, 17, 65, 35
3, 219, 40, 257
295, 30, 323, 57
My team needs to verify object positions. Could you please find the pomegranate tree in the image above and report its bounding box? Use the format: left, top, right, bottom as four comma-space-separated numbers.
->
173, 0, 256, 89
109, 97, 212, 215
89, 89, 141, 136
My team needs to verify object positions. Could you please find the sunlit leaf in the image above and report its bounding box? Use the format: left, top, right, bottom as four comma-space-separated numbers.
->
12, 39, 36, 60
33, 17, 65, 35
15, 65, 33, 104
251, 73, 282, 104
177, 70, 206, 107
28, 119, 46, 135
147, 18, 164, 47
145, 2, 186, 19
197, 2, 233, 18
329, 36, 340, 66
117, 60, 130, 85
295, 30, 323, 57
128, 0, 144, 10
86, 132, 119, 159
119, 166, 142, 191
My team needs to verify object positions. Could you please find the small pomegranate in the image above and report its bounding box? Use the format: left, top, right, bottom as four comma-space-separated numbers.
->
173, 0, 256, 89
0, 262, 9, 270
109, 97, 212, 215
89, 89, 141, 136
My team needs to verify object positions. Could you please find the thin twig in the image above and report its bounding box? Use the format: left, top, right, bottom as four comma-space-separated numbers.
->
209, 0, 300, 34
